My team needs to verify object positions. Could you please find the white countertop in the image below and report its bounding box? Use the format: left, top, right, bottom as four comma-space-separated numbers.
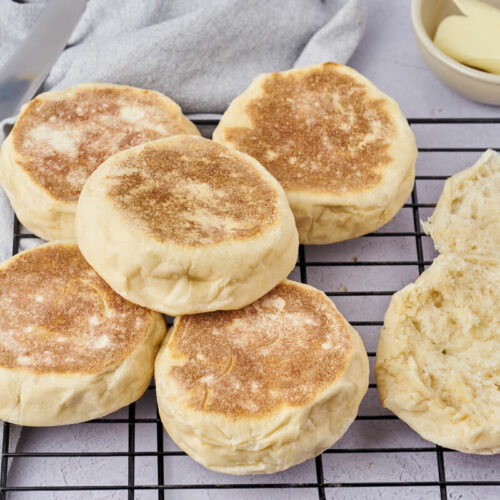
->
4, 1, 500, 499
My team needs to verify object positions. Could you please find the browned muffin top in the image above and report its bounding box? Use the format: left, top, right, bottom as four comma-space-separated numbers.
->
167, 281, 353, 417
106, 136, 280, 246
219, 63, 395, 195
0, 243, 154, 374
11, 84, 196, 202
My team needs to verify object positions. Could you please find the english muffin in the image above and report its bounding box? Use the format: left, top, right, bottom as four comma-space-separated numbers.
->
423, 149, 500, 256
155, 280, 369, 474
76, 135, 298, 315
375, 253, 500, 453
0, 242, 166, 426
0, 83, 199, 241
213, 62, 417, 244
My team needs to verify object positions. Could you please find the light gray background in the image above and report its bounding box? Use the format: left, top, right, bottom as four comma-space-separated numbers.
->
3, 0, 500, 499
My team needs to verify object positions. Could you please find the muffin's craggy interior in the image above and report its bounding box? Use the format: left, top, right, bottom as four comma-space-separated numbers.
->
391, 257, 500, 425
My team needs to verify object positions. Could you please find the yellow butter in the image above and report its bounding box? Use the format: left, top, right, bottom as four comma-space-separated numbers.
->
434, 0, 500, 74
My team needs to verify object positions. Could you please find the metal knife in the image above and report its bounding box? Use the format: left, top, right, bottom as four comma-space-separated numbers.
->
0, 0, 87, 122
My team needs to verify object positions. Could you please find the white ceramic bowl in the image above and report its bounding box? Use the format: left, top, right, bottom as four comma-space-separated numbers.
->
411, 0, 500, 105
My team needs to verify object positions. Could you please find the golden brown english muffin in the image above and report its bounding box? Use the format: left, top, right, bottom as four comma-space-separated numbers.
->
213, 62, 417, 244
0, 83, 199, 241
76, 135, 298, 315
155, 280, 369, 474
0, 242, 166, 426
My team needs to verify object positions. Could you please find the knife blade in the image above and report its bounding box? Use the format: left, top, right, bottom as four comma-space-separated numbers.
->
0, 0, 87, 122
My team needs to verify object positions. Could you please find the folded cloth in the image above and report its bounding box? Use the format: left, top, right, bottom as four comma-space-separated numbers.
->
0, 0, 365, 114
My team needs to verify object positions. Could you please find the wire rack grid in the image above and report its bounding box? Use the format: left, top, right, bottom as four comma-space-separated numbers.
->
1, 116, 500, 500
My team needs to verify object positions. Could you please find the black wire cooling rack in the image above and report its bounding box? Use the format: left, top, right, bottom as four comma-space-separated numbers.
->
1, 116, 500, 500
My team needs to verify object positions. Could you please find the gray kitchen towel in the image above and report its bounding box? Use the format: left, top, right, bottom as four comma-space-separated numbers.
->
0, 0, 366, 114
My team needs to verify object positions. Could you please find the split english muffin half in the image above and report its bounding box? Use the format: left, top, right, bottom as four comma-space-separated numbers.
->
376, 253, 500, 454
423, 148, 500, 256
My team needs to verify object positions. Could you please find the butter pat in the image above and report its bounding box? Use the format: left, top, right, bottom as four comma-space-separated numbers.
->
434, 0, 500, 74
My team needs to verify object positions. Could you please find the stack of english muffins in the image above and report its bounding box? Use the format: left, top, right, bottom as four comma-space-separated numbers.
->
0, 63, 419, 474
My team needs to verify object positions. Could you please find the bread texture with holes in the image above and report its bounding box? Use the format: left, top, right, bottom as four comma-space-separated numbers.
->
76, 135, 298, 315
423, 149, 500, 256
0, 241, 166, 426
0, 83, 199, 241
155, 280, 369, 474
375, 253, 500, 453
213, 62, 417, 244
